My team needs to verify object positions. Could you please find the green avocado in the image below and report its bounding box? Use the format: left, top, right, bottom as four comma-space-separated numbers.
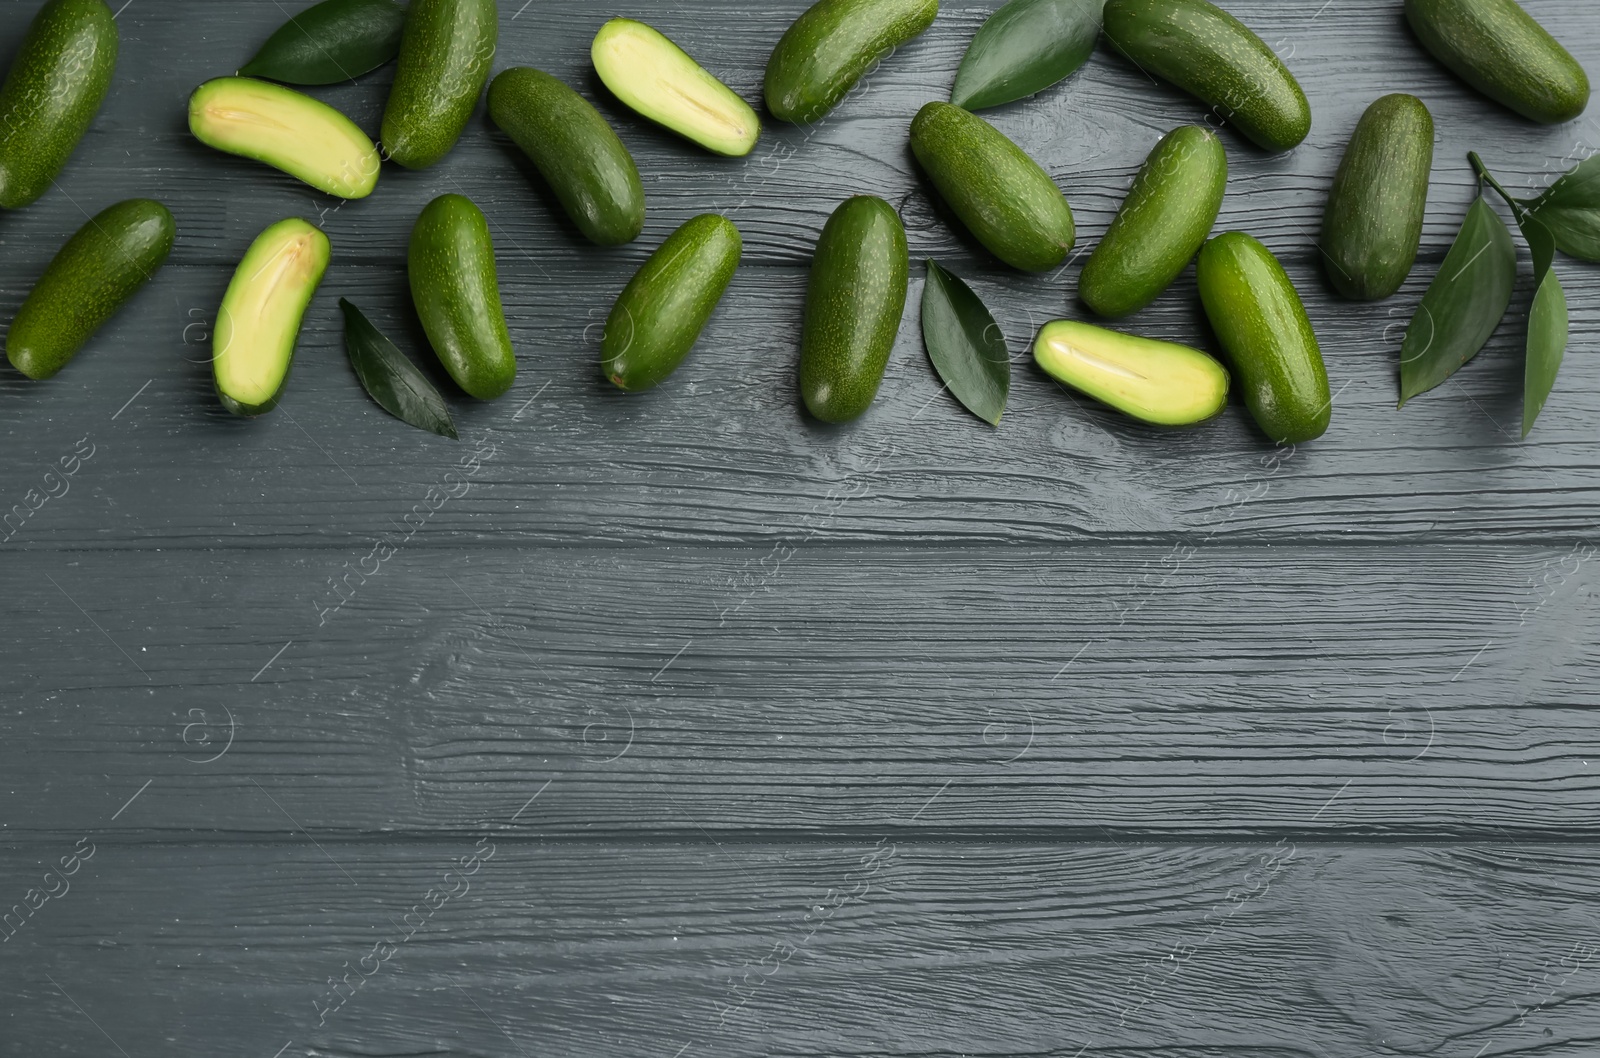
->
909, 101, 1075, 272
213, 218, 331, 416
1102, 0, 1311, 152
381, 0, 498, 169
189, 77, 382, 199
799, 195, 910, 423
409, 193, 516, 400
1033, 319, 1229, 426
8, 199, 175, 380
1404, 0, 1588, 124
0, 0, 119, 209
765, 0, 939, 124
1320, 94, 1434, 301
487, 67, 645, 246
1080, 124, 1227, 318
602, 214, 743, 391
592, 18, 760, 157
1196, 232, 1330, 444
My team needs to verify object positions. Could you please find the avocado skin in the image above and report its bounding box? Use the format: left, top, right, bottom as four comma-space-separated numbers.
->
800, 196, 909, 423
1404, 0, 1588, 124
1080, 124, 1226, 318
409, 194, 516, 400
909, 101, 1074, 272
8, 200, 174, 380
765, 0, 939, 125
1197, 232, 1330, 444
382, 0, 497, 169
602, 214, 742, 392
0, 0, 118, 208
1102, 0, 1310, 152
1320, 94, 1433, 302
487, 68, 645, 246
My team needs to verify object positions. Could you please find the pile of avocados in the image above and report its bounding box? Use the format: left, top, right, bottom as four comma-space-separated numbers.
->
0, 0, 1591, 446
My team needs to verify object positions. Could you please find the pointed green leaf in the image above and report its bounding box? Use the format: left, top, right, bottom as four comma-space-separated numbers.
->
921, 260, 1010, 425
239, 0, 406, 86
1519, 217, 1569, 438
950, 0, 1104, 111
1522, 153, 1600, 262
340, 299, 459, 440
1398, 197, 1516, 406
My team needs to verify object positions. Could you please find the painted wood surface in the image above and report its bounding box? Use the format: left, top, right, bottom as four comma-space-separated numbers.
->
2, 0, 1598, 1056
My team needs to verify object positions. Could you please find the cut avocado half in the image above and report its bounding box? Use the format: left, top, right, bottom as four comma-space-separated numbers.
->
591, 18, 760, 157
189, 77, 381, 199
1033, 319, 1229, 426
213, 218, 331, 416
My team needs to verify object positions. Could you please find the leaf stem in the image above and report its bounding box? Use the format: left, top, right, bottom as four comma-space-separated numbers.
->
1470, 151, 1530, 223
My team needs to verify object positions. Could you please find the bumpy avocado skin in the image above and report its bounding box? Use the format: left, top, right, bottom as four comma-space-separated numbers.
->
382, 0, 498, 169
0, 0, 119, 208
765, 0, 939, 124
799, 196, 910, 423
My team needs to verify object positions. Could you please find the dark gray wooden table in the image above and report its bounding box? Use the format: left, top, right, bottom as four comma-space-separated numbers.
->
3, 0, 1598, 1055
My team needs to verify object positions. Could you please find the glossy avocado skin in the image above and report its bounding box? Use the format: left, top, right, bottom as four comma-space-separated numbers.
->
1102, 0, 1311, 152
8, 200, 175, 380
1404, 0, 1589, 124
602, 214, 743, 392
487, 68, 645, 246
382, 0, 498, 169
0, 0, 119, 208
909, 101, 1075, 272
799, 196, 909, 423
1197, 232, 1330, 444
1320, 94, 1434, 302
1080, 124, 1227, 318
409, 194, 516, 399
765, 0, 939, 124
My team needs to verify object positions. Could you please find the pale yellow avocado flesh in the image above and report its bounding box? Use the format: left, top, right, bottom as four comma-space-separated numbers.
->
1034, 320, 1230, 426
591, 18, 760, 157
190, 77, 381, 199
213, 218, 331, 414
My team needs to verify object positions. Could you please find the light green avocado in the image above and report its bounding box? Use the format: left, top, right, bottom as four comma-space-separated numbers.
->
591, 18, 760, 157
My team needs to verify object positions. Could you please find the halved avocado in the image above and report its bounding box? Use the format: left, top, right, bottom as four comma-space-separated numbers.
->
1033, 319, 1229, 426
213, 218, 331, 416
591, 18, 760, 157
189, 77, 381, 199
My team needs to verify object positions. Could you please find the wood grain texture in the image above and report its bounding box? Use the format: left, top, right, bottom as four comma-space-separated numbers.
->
3, 544, 1595, 838
2, 841, 1598, 1058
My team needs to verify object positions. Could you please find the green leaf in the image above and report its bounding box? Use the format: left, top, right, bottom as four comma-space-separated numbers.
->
921, 260, 1010, 425
1398, 196, 1516, 406
950, 0, 1104, 111
340, 299, 459, 439
1519, 217, 1569, 438
238, 0, 406, 85
1522, 153, 1600, 261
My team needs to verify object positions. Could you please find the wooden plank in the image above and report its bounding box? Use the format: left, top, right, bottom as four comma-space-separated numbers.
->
3, 544, 1595, 838
1, 257, 1597, 549
3, 840, 1598, 1057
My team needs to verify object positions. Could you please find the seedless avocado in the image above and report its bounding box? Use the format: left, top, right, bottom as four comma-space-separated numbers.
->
487, 67, 645, 246
1320, 94, 1433, 301
909, 101, 1075, 272
1102, 0, 1311, 152
799, 196, 909, 423
1196, 232, 1330, 444
382, 0, 498, 169
602, 214, 743, 391
1404, 0, 1588, 124
0, 0, 119, 209
409, 194, 516, 400
1080, 125, 1226, 318
592, 19, 760, 157
1033, 320, 1229, 426
189, 77, 381, 199
765, 0, 939, 125
8, 200, 175, 380
213, 218, 330, 416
